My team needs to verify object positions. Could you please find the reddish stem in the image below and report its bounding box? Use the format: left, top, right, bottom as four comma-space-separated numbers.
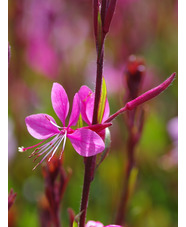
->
78, 14, 105, 227
115, 123, 136, 225
79, 156, 97, 227
79, 51, 104, 227
79, 2, 107, 226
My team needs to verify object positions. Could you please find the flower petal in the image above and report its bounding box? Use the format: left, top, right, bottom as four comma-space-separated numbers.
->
68, 93, 80, 127
78, 85, 110, 124
51, 83, 69, 126
25, 114, 60, 139
86, 93, 95, 124
78, 85, 94, 125
67, 128, 105, 157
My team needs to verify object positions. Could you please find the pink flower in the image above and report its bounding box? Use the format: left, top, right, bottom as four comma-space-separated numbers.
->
78, 85, 110, 125
86, 220, 122, 227
18, 83, 107, 170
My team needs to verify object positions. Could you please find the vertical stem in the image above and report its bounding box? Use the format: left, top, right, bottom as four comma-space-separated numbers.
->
79, 1, 109, 225
115, 133, 135, 225
92, 52, 104, 124
79, 156, 96, 227
79, 51, 104, 227
79, 17, 105, 227
53, 211, 61, 227
48, 197, 61, 227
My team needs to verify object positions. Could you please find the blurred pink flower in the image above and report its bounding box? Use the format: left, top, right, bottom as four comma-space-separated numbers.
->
159, 116, 178, 169
8, 118, 17, 163
17, 0, 89, 78
27, 39, 60, 77
19, 0, 64, 78
19, 83, 106, 169
167, 116, 178, 165
86, 220, 122, 227
85, 60, 123, 94
167, 117, 178, 143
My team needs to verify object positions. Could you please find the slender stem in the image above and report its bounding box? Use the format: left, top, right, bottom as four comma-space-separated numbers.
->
105, 106, 127, 123
115, 131, 135, 225
53, 210, 61, 227
48, 193, 61, 227
79, 156, 96, 227
79, 1, 110, 225
79, 52, 104, 226
78, 11, 106, 227
92, 52, 104, 124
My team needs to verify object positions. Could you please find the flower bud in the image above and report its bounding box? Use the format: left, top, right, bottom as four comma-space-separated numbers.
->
124, 55, 145, 100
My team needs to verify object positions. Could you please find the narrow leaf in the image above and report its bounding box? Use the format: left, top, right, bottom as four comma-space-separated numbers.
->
128, 167, 138, 199
77, 113, 83, 128
97, 77, 107, 123
73, 221, 78, 227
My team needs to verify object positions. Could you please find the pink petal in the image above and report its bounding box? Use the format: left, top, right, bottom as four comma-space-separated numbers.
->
78, 85, 94, 125
86, 93, 95, 124
51, 83, 69, 126
68, 93, 80, 127
67, 128, 105, 157
25, 114, 60, 139
78, 85, 110, 124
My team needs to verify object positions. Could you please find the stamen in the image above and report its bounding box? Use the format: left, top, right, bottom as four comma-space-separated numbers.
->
28, 148, 40, 158
32, 134, 61, 162
45, 115, 63, 129
18, 135, 55, 152
18, 146, 25, 152
60, 131, 67, 159
32, 135, 63, 170
48, 134, 65, 162
32, 134, 60, 157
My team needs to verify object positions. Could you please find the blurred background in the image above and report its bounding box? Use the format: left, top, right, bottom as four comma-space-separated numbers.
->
8, 0, 178, 226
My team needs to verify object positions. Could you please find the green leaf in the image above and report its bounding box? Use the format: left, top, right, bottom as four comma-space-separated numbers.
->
128, 167, 138, 198
97, 77, 107, 123
73, 221, 78, 227
77, 113, 83, 128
